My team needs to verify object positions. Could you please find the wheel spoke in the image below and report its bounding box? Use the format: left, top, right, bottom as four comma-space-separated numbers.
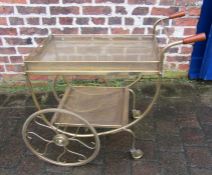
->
27, 131, 52, 143
33, 118, 53, 130
68, 138, 95, 150
65, 147, 87, 160
40, 142, 53, 155
57, 148, 66, 162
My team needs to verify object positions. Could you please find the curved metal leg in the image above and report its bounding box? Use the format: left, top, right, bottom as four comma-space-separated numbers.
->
52, 75, 71, 102
129, 89, 141, 119
25, 73, 42, 111
123, 129, 143, 160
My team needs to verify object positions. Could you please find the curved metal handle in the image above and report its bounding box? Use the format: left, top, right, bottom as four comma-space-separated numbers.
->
153, 11, 186, 36
159, 33, 206, 75
183, 33, 206, 44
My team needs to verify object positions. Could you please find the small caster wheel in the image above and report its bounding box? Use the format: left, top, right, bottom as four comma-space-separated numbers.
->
132, 109, 141, 119
130, 149, 144, 160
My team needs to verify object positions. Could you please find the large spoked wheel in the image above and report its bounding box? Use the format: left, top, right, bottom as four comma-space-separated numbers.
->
22, 108, 100, 166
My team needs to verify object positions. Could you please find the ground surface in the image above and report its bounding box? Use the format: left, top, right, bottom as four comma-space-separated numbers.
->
0, 81, 212, 175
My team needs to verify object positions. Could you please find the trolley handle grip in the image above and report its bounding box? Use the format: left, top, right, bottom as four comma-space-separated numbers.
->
168, 11, 186, 19
153, 11, 186, 36
183, 33, 206, 44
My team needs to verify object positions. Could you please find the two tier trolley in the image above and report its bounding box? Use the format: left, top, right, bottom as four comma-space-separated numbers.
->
22, 11, 206, 166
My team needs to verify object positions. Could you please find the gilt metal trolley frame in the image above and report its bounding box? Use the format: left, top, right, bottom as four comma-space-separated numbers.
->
22, 11, 206, 166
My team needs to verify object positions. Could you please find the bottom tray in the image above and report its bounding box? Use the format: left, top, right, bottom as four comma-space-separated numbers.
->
52, 86, 130, 128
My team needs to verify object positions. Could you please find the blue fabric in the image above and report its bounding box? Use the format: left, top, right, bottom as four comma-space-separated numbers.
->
189, 0, 212, 80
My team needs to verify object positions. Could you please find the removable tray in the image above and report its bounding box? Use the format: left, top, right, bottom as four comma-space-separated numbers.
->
24, 35, 160, 75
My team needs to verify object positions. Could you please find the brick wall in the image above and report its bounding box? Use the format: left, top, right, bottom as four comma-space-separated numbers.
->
0, 0, 202, 81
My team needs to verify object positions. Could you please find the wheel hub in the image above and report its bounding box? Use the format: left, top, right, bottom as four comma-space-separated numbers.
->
53, 134, 69, 147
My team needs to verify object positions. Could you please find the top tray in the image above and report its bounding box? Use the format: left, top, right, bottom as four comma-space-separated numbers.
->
24, 35, 160, 75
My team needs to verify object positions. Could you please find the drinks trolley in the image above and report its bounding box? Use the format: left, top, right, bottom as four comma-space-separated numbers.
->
22, 11, 206, 166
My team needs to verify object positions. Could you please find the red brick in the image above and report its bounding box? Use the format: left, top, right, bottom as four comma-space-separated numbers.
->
34, 37, 48, 45
168, 47, 179, 54
9, 17, 24, 25
132, 161, 160, 175
0, 17, 7, 25
50, 6, 79, 15
147, 27, 153, 34
173, 18, 198, 26
5, 38, 32, 45
177, 115, 200, 128
116, 6, 127, 15
188, 7, 201, 16
178, 63, 189, 71
81, 27, 108, 34
151, 7, 178, 16
0, 6, 14, 14
63, 0, 91, 3
83, 6, 111, 15
132, 7, 149, 15
185, 147, 212, 168
108, 17, 122, 25
6, 64, 24, 72
10, 56, 23, 63
184, 28, 196, 35
20, 27, 48, 35
0, 47, 16, 54
164, 27, 175, 35
175, 0, 197, 6
17, 6, 46, 14
17, 47, 33, 54
190, 168, 212, 175
180, 128, 205, 145
159, 0, 175, 5
143, 17, 159, 25
181, 46, 193, 54
159, 152, 188, 175
0, 0, 26, 3
111, 28, 129, 34
91, 17, 105, 25
132, 27, 145, 34
96, 0, 124, 3
169, 62, 177, 70
42, 18, 56, 25
76, 18, 89, 25
157, 37, 167, 44
59, 17, 73, 25
0, 65, 5, 72
125, 18, 134, 25
167, 55, 190, 62
128, 0, 156, 5
0, 56, 9, 63
51, 28, 78, 34
26, 18, 40, 25
0, 28, 17, 35
104, 153, 130, 175
30, 0, 59, 3
29, 75, 49, 81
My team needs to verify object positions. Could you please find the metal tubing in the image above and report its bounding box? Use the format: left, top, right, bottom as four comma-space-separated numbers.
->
25, 73, 42, 111
122, 128, 136, 150
43, 76, 161, 138
153, 17, 169, 37
159, 41, 183, 74
126, 73, 143, 88
129, 89, 136, 110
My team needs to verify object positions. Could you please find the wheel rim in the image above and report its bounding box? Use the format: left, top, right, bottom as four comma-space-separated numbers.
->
22, 108, 100, 166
